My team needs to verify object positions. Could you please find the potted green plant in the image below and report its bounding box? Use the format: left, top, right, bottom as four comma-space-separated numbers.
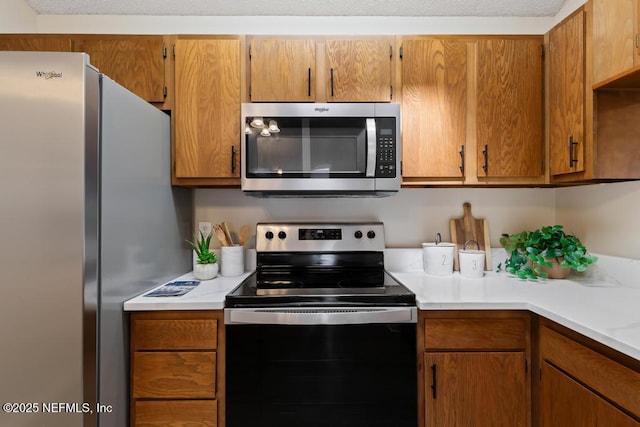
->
499, 225, 597, 280
186, 231, 218, 280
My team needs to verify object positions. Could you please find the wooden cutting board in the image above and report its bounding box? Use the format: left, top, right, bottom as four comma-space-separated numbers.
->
449, 202, 492, 271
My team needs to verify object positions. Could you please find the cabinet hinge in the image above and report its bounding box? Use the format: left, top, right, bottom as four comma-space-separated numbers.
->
390, 85, 393, 99
172, 45, 176, 57
249, 44, 252, 59
249, 84, 251, 100
399, 45, 403, 59
400, 160, 403, 175
636, 34, 639, 49
162, 45, 167, 58
163, 86, 167, 98
389, 45, 393, 58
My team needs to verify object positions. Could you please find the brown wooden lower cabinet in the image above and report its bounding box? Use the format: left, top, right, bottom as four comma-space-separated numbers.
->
420, 311, 531, 427
130, 310, 224, 427
539, 320, 640, 427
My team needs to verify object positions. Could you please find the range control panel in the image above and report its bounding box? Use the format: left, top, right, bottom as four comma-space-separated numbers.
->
256, 222, 385, 252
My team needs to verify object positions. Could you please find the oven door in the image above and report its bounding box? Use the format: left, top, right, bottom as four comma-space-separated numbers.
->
225, 307, 417, 427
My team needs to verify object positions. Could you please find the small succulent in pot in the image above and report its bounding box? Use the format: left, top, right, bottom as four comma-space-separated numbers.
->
186, 231, 218, 264
499, 225, 597, 280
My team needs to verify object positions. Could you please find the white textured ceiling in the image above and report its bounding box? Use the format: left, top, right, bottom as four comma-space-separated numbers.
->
24, 0, 569, 17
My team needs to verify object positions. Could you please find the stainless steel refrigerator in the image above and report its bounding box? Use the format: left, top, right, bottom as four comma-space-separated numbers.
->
0, 52, 192, 427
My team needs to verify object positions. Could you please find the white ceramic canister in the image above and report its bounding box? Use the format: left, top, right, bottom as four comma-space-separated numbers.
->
221, 244, 245, 277
422, 242, 456, 276
459, 249, 486, 279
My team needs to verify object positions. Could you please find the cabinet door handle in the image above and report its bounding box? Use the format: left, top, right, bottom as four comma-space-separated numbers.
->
330, 68, 335, 97
459, 145, 465, 176
569, 135, 579, 168
482, 144, 489, 174
431, 364, 437, 399
308, 67, 312, 97
231, 145, 236, 175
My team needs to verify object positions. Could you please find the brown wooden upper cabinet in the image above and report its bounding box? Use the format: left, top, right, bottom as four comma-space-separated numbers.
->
549, 9, 586, 177
476, 37, 544, 179
0, 34, 72, 51
173, 37, 241, 185
248, 38, 392, 102
325, 39, 392, 102
401, 38, 468, 182
73, 36, 168, 106
592, 0, 640, 87
250, 39, 316, 102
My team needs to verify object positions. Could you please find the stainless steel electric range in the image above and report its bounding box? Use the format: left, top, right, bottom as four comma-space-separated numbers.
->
225, 222, 417, 427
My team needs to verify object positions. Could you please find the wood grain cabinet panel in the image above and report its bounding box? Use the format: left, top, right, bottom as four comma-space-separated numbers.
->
0, 35, 72, 51
135, 400, 217, 427
476, 38, 543, 178
174, 38, 241, 181
549, 10, 586, 176
592, 0, 639, 86
130, 311, 224, 427
250, 39, 316, 102
133, 352, 216, 399
401, 39, 468, 180
420, 311, 531, 427
73, 37, 167, 104
132, 319, 217, 350
425, 352, 527, 427
325, 39, 392, 102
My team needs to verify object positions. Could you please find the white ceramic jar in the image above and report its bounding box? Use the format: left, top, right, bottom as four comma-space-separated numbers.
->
422, 242, 456, 276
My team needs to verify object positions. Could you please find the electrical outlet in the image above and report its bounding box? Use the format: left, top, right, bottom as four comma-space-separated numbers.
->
198, 221, 212, 237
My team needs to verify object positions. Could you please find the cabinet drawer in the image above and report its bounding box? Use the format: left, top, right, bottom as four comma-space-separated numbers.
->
133, 319, 217, 350
540, 326, 640, 419
425, 318, 526, 350
133, 352, 216, 399
134, 400, 217, 426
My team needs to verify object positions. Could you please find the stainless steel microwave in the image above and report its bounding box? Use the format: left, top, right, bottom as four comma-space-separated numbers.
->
241, 103, 401, 197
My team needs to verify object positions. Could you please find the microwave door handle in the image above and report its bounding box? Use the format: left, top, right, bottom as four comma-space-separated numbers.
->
366, 118, 377, 177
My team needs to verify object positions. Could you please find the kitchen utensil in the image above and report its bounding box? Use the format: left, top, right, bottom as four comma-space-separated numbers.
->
449, 202, 492, 271
222, 222, 234, 245
238, 225, 251, 247
214, 224, 229, 247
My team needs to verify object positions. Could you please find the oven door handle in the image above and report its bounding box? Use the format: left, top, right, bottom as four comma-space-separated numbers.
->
366, 118, 377, 178
225, 307, 417, 325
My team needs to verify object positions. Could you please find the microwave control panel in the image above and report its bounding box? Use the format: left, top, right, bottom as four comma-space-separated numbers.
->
375, 117, 397, 178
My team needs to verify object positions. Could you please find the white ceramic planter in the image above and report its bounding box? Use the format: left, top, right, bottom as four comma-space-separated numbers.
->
193, 263, 218, 280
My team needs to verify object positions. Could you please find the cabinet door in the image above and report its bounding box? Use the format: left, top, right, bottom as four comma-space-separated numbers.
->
401, 39, 467, 179
250, 39, 315, 102
425, 352, 527, 427
476, 38, 543, 178
174, 39, 241, 179
549, 10, 585, 176
325, 39, 392, 102
541, 362, 639, 427
73, 37, 166, 103
0, 35, 71, 51
592, 0, 638, 86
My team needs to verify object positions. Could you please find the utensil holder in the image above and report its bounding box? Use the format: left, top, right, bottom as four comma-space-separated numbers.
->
221, 245, 244, 277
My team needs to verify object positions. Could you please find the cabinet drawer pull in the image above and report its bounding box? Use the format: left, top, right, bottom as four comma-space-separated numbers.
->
431, 364, 437, 399
330, 68, 335, 97
459, 145, 465, 175
231, 145, 236, 174
482, 144, 489, 174
569, 135, 579, 168
308, 67, 312, 97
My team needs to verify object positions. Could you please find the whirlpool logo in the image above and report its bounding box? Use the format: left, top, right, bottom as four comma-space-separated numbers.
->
36, 71, 63, 79
314, 107, 330, 113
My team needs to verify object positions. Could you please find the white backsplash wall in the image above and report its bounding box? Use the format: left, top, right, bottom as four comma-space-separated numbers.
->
194, 187, 555, 249
556, 181, 640, 259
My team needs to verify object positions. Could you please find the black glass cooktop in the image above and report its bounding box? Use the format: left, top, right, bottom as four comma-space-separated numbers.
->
225, 270, 415, 308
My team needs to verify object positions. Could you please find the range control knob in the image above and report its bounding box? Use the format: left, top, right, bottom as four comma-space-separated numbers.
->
265, 231, 274, 240
278, 231, 287, 240
354, 230, 363, 239
367, 230, 376, 239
